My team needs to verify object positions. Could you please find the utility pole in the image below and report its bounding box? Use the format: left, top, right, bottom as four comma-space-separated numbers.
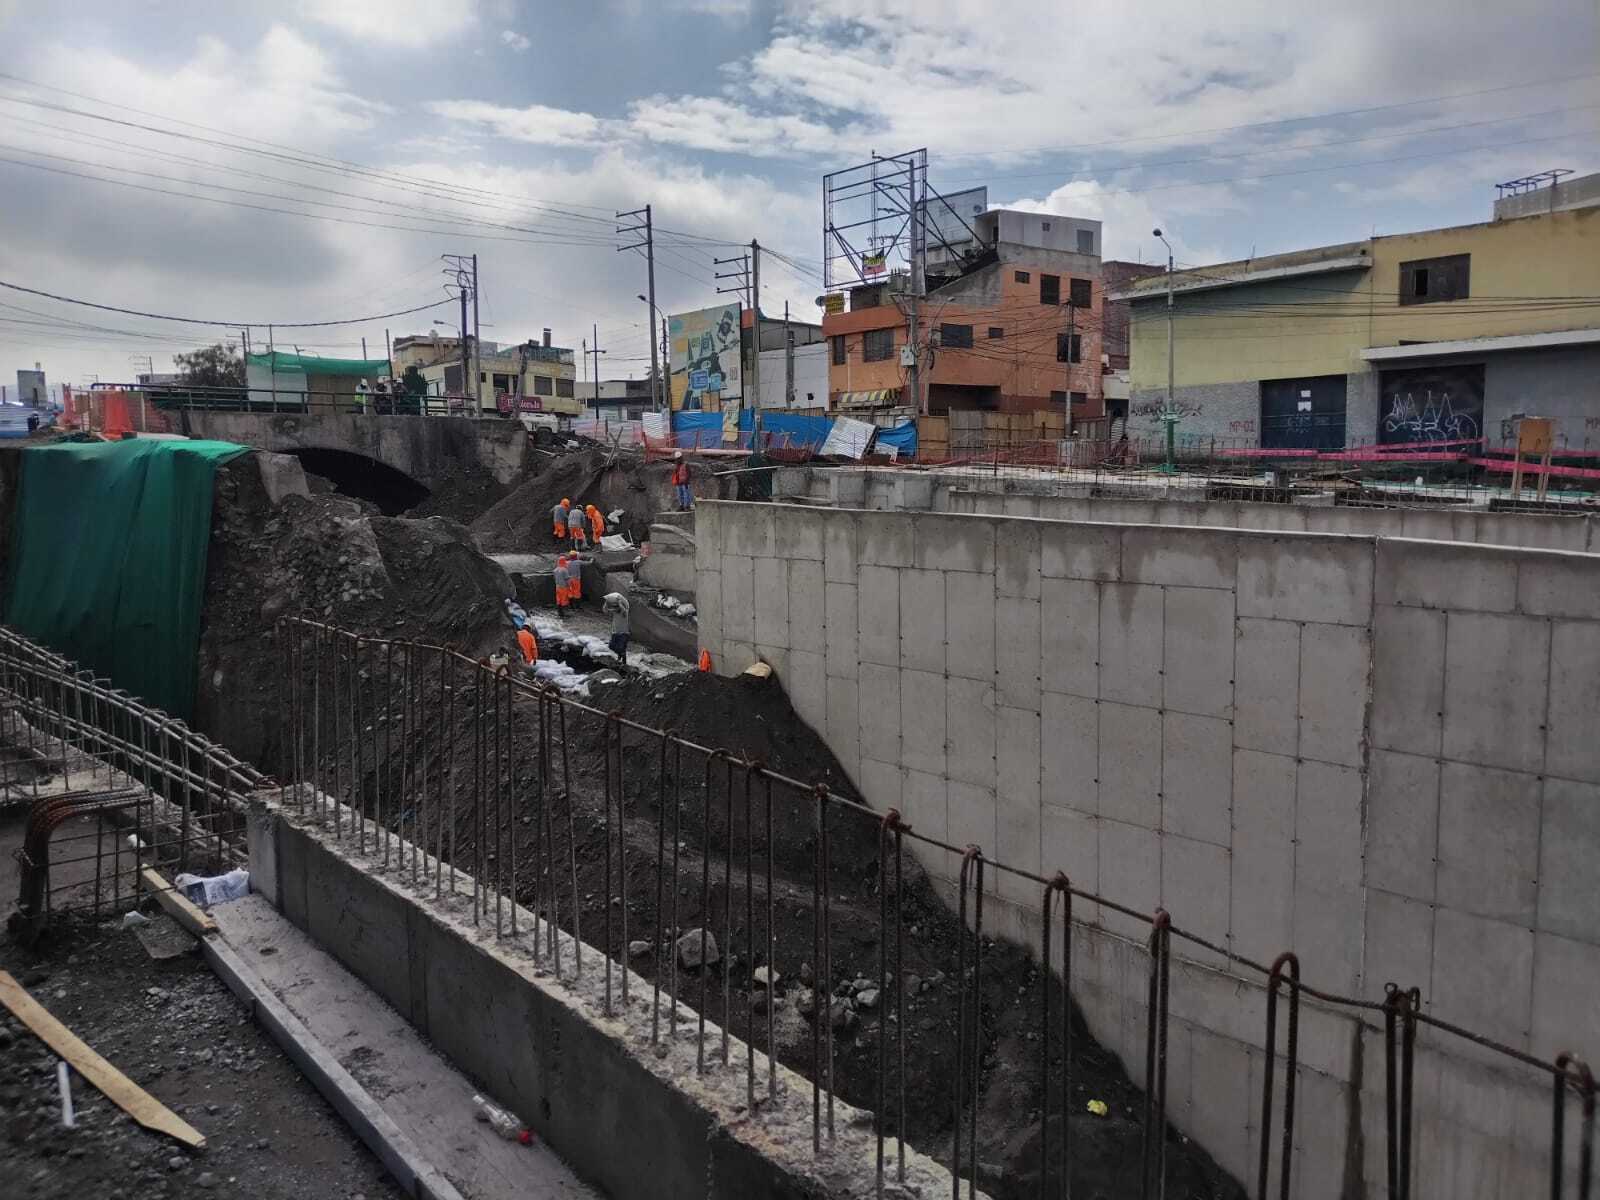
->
714, 252, 752, 420
616, 205, 662, 412
1150, 228, 1178, 472
471, 253, 481, 416
784, 300, 794, 409
361, 336, 367, 360
749, 239, 761, 440
589, 323, 606, 412
385, 327, 393, 386
661, 317, 669, 409
443, 254, 476, 417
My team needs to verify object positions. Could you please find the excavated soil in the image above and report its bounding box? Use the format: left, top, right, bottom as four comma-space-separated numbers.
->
322, 664, 1243, 1200
469, 448, 723, 553
402, 459, 509, 525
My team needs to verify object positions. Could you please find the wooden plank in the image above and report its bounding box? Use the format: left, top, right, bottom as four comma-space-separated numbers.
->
141, 867, 218, 937
0, 969, 207, 1148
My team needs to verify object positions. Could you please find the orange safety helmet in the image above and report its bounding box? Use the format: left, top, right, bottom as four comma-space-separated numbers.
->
561, 497, 571, 508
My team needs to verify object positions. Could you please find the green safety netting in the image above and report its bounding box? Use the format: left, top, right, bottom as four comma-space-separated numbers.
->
246, 351, 391, 377
4, 438, 250, 719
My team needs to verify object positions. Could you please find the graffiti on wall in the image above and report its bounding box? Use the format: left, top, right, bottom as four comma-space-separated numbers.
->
1378, 364, 1484, 445
1130, 397, 1204, 420
669, 304, 742, 411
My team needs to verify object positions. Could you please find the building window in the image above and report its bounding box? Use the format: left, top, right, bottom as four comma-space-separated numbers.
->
939, 323, 973, 349
556, 377, 574, 398
1056, 332, 1082, 363
862, 327, 895, 362
987, 326, 1004, 339
533, 375, 554, 396
1014, 270, 1030, 284
1040, 274, 1061, 306
1049, 390, 1067, 405
1070, 391, 1088, 407
1399, 254, 1470, 305
493, 372, 515, 393
1041, 221, 1051, 232
1077, 229, 1095, 254
831, 335, 846, 365
1069, 277, 1092, 308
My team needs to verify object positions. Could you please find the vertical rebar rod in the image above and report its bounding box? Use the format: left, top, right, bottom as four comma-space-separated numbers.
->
616, 714, 628, 1008
352, 638, 365, 856
652, 733, 671, 1045
506, 672, 517, 939
698, 750, 725, 1074
1258, 952, 1301, 1200
670, 741, 683, 1037
437, 646, 449, 898
603, 712, 615, 1015
721, 755, 734, 1068
746, 761, 757, 1112
559, 700, 581, 976
1042, 874, 1073, 1200
764, 773, 775, 1103
493, 667, 504, 934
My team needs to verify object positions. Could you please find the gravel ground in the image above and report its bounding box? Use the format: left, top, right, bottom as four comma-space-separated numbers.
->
0, 919, 406, 1200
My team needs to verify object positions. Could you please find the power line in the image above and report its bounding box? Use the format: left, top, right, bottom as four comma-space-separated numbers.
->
0, 279, 456, 329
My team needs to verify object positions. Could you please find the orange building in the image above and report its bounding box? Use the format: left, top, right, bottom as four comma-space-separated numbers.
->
824, 209, 1105, 423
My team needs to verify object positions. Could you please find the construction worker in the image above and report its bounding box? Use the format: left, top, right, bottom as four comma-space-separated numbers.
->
552, 497, 571, 542
603, 592, 631, 666
671, 451, 693, 511
516, 624, 538, 667
567, 552, 584, 603
569, 506, 588, 553
586, 503, 605, 545
553, 555, 571, 618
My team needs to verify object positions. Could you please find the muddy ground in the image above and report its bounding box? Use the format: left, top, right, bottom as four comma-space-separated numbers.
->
0, 918, 404, 1200
312, 664, 1243, 1200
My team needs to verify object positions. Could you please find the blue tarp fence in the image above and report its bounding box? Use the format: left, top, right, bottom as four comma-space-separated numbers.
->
668, 411, 918, 457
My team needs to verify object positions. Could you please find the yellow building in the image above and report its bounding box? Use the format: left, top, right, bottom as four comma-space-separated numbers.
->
1113, 172, 1600, 451
402, 333, 581, 417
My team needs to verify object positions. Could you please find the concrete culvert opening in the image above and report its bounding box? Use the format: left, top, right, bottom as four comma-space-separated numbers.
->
288, 448, 429, 516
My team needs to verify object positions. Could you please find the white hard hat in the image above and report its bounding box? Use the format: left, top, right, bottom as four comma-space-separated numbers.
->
674, 450, 683, 459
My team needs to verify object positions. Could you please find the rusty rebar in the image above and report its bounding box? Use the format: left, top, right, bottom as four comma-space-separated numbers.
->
1258, 951, 1301, 1200
1043, 873, 1073, 1200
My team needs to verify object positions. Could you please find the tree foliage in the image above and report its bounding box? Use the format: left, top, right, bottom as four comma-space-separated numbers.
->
173, 342, 245, 390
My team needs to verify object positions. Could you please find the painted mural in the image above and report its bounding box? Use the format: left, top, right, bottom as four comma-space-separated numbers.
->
668, 304, 742, 411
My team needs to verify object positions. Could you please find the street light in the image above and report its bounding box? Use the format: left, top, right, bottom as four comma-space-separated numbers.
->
1152, 227, 1177, 473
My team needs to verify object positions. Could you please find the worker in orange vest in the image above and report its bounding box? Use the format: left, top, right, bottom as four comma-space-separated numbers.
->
553, 556, 571, 617
516, 625, 538, 666
552, 497, 571, 542
567, 554, 583, 603
569, 507, 588, 552
672, 451, 693, 511
586, 503, 605, 544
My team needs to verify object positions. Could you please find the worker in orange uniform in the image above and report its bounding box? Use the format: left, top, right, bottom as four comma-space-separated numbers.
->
552, 497, 571, 543
516, 624, 538, 667
586, 503, 605, 545
567, 552, 584, 603
569, 507, 588, 552
671, 451, 693, 511
553, 555, 571, 618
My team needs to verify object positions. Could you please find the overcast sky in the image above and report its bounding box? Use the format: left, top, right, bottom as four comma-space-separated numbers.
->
0, 0, 1595, 393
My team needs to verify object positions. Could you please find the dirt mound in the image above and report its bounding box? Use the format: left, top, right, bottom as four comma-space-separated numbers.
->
469, 447, 722, 553
403, 460, 508, 525
194, 454, 514, 768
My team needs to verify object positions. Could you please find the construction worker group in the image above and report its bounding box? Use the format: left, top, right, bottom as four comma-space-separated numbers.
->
550, 496, 607, 619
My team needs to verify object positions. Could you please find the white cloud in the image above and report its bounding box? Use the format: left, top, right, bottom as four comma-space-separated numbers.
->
297, 0, 479, 49
500, 29, 531, 52
426, 99, 614, 147
666, 0, 754, 16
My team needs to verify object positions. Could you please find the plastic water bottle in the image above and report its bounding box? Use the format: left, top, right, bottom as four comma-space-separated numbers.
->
472, 1094, 531, 1145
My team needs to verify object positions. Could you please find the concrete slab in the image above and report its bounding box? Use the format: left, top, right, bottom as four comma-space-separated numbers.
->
947, 780, 997, 878
1378, 539, 1520, 613
785, 649, 827, 737
995, 521, 1041, 600
1546, 621, 1600, 783
994, 596, 1041, 711
856, 566, 900, 668
1097, 700, 1161, 829
1430, 909, 1535, 1049
1363, 887, 1435, 999
1436, 762, 1541, 927
1161, 586, 1236, 719
774, 509, 825, 561
1364, 750, 1439, 903
721, 504, 775, 559
1442, 612, 1551, 775
1039, 522, 1120, 582
788, 560, 825, 654
1097, 819, 1160, 940
1039, 576, 1099, 700
1161, 835, 1230, 968
901, 767, 949, 853
944, 570, 996, 682
1296, 622, 1370, 768
1369, 604, 1445, 756
753, 556, 790, 648
857, 757, 902, 818
1120, 526, 1238, 590
1236, 536, 1373, 627
1293, 760, 1364, 895
823, 582, 858, 681
1229, 818, 1294, 967
1097, 582, 1164, 708
1231, 748, 1296, 843
856, 510, 915, 569
1037, 803, 1098, 928
696, 567, 722, 649
1040, 691, 1098, 815
1537, 778, 1600, 944
898, 668, 947, 775
824, 675, 861, 783
858, 663, 901, 766
1516, 555, 1600, 621
720, 555, 754, 643
1291, 879, 1363, 995
995, 708, 1042, 905
913, 514, 994, 574
1232, 617, 1300, 758
1531, 930, 1600, 1062
899, 568, 946, 674
945, 676, 996, 787
211, 895, 595, 1200
1161, 711, 1232, 847
821, 511, 859, 584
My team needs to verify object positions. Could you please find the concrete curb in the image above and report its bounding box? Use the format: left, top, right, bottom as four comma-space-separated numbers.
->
199, 931, 467, 1200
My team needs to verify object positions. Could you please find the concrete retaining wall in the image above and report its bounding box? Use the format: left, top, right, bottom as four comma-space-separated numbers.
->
694, 499, 1600, 1199
254, 797, 972, 1200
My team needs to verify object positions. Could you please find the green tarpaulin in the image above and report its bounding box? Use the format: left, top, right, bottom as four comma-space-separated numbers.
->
4, 438, 249, 719
246, 351, 390, 377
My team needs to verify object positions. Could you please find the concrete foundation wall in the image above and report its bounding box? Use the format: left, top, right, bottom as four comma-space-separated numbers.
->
1127, 381, 1261, 443
694, 500, 1600, 1199
258, 799, 973, 1200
